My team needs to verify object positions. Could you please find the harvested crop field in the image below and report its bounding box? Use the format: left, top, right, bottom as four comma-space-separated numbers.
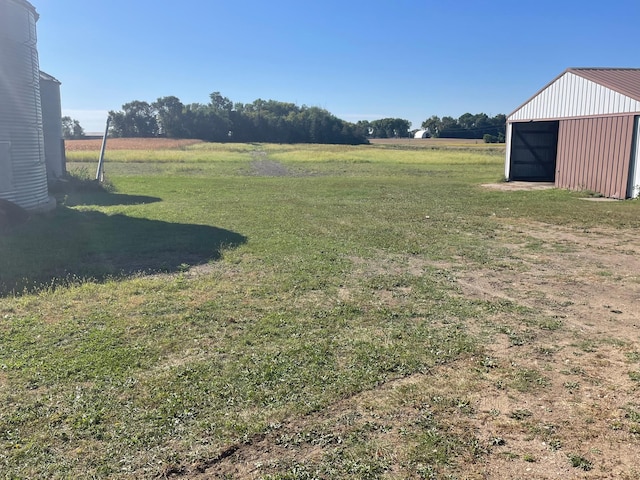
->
65, 137, 203, 151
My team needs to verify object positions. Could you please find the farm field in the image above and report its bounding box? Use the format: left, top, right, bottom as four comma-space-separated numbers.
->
66, 137, 205, 151
1, 139, 640, 478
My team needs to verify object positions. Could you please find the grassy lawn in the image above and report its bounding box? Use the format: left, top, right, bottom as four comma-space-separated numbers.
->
1, 141, 639, 478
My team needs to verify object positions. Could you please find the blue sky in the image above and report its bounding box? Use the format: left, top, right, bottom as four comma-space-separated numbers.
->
34, 0, 640, 133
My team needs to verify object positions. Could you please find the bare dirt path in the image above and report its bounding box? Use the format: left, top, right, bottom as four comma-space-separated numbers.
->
248, 150, 291, 177
453, 220, 640, 478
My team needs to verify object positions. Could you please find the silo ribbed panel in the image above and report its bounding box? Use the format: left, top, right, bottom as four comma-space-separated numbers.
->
0, 0, 50, 210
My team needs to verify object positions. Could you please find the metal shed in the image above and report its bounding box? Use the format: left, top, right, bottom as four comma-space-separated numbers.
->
505, 68, 640, 199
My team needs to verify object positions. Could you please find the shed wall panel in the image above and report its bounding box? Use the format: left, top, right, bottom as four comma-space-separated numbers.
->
628, 117, 640, 198
510, 73, 640, 122
556, 116, 634, 198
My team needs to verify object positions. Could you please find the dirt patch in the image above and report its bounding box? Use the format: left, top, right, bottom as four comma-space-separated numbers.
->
250, 160, 291, 177
482, 181, 555, 191
247, 150, 309, 177
454, 220, 640, 478
580, 197, 621, 202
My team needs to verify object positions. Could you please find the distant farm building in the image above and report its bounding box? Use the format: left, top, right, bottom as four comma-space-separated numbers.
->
505, 68, 640, 199
414, 129, 429, 139
0, 0, 58, 211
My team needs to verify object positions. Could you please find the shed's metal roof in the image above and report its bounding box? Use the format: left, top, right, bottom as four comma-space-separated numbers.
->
508, 67, 640, 121
569, 68, 640, 102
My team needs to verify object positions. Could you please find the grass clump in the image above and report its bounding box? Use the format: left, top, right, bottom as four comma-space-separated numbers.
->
568, 453, 593, 471
629, 371, 640, 382
49, 167, 114, 195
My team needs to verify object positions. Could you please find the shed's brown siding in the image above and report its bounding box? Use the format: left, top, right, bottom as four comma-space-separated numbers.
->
556, 115, 635, 198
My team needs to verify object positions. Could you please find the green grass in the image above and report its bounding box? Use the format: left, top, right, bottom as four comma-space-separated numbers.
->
568, 453, 593, 471
0, 142, 639, 477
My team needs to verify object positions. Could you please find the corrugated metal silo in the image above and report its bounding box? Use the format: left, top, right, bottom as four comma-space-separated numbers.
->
40, 71, 65, 182
0, 0, 54, 211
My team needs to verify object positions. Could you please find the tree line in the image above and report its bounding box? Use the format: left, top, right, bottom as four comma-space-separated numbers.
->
107, 93, 369, 145
420, 113, 506, 142
65, 92, 507, 144
356, 114, 506, 142
355, 118, 412, 139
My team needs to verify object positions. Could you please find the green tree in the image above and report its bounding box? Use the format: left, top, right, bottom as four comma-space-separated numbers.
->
440, 116, 458, 131
457, 112, 475, 130
61, 116, 85, 139
421, 115, 441, 137
109, 101, 158, 137
153, 96, 186, 138
209, 92, 233, 113
368, 118, 411, 138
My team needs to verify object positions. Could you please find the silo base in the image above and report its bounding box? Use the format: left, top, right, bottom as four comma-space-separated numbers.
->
28, 195, 57, 213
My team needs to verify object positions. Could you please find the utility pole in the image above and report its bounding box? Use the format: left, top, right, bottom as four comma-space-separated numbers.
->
96, 116, 110, 182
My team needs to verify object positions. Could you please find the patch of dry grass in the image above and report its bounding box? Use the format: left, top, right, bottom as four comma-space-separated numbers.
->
65, 137, 203, 151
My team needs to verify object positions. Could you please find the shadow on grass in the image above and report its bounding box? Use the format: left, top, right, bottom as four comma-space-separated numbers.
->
0, 206, 246, 295
61, 192, 163, 207
49, 174, 161, 207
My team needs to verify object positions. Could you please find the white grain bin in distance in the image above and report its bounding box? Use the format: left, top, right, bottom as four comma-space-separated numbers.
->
39, 71, 65, 182
0, 0, 55, 211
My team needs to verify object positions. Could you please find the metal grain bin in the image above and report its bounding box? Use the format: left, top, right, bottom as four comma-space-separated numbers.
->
0, 0, 53, 211
40, 71, 65, 182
